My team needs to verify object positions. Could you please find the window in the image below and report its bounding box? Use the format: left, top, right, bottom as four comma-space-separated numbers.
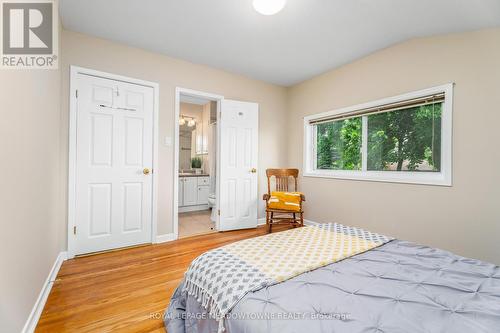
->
304, 84, 453, 185
316, 118, 362, 170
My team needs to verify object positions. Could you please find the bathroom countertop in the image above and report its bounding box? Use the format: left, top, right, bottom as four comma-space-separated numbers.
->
179, 173, 210, 177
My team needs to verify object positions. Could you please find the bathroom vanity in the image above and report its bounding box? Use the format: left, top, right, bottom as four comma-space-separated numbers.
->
178, 174, 210, 212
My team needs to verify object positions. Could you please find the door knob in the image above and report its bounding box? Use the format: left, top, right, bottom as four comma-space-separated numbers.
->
251, 168, 257, 173
143, 168, 151, 175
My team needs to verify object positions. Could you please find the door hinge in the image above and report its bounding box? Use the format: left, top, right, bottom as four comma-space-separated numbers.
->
218, 209, 220, 216
73, 226, 77, 235
75, 90, 78, 98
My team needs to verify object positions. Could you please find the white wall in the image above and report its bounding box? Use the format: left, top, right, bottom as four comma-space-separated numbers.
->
287, 28, 500, 264
0, 6, 64, 330
0, 68, 63, 332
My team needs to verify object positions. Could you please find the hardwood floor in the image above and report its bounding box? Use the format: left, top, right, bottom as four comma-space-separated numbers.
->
36, 225, 290, 332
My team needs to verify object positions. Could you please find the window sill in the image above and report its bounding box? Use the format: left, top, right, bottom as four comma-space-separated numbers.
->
303, 170, 452, 187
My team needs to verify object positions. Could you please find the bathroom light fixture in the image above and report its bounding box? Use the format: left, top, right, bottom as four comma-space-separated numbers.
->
180, 114, 196, 127
253, 0, 286, 15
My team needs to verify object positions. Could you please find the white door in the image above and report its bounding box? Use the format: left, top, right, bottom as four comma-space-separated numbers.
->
183, 177, 198, 206
219, 100, 259, 231
74, 73, 154, 255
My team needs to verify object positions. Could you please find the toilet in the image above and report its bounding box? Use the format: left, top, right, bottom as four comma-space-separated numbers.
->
208, 193, 216, 222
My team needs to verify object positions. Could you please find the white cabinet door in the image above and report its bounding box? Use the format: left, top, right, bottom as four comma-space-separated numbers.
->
74, 74, 154, 255
183, 177, 198, 206
219, 100, 259, 231
197, 186, 209, 205
178, 178, 184, 207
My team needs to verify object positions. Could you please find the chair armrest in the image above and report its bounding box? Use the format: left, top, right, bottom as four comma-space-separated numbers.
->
300, 194, 306, 202
263, 193, 270, 201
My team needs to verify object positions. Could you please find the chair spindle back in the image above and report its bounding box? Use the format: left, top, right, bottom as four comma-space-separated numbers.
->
266, 169, 299, 194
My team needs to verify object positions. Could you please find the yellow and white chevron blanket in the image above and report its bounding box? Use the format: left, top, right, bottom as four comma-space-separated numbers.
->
183, 223, 393, 332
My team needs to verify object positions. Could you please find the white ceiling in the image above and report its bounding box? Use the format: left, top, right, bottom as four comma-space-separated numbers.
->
59, 0, 500, 86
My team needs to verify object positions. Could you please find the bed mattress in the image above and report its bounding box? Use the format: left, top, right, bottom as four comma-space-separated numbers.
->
165, 239, 500, 333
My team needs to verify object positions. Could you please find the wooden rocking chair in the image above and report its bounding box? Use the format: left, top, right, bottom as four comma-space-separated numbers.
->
263, 169, 305, 233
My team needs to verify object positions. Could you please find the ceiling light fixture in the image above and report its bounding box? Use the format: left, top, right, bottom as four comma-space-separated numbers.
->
253, 0, 286, 15
187, 119, 196, 127
179, 117, 186, 125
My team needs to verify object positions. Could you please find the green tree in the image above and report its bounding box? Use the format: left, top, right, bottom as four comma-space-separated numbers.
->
316, 118, 361, 170
316, 122, 334, 169
340, 118, 362, 169
316, 103, 442, 172
367, 103, 441, 171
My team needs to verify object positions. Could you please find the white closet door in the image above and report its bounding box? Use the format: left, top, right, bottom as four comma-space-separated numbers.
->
74, 74, 154, 255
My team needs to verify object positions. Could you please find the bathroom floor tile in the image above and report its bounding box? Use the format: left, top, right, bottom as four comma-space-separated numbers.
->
179, 210, 216, 238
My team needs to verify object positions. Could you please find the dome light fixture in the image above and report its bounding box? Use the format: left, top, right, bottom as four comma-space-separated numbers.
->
187, 119, 196, 127
253, 0, 286, 16
179, 117, 186, 126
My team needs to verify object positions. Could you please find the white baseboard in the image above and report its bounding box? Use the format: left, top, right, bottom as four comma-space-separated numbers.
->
22, 251, 67, 333
156, 233, 176, 243
257, 218, 319, 226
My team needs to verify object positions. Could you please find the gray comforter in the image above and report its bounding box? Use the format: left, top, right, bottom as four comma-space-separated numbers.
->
165, 240, 500, 332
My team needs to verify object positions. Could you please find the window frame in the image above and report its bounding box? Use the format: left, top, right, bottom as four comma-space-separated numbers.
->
303, 84, 453, 186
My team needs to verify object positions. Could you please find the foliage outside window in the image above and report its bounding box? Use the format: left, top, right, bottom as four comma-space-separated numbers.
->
305, 85, 452, 186
316, 118, 362, 170
316, 104, 442, 172
366, 104, 441, 172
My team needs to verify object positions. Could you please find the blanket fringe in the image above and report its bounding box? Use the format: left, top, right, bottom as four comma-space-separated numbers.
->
183, 279, 226, 333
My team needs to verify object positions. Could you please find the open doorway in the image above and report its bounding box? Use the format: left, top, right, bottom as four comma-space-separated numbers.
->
174, 88, 260, 240
174, 88, 222, 239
